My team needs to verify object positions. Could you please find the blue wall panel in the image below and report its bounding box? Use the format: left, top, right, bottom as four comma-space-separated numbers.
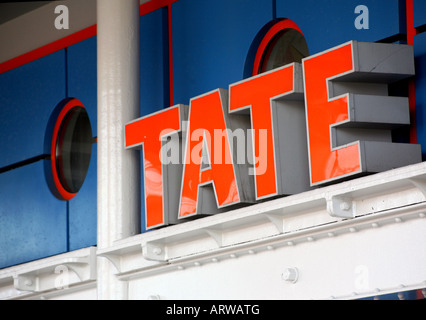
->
0, 50, 66, 168
0, 162, 67, 269
172, 0, 273, 105
414, 0, 426, 28
67, 36, 98, 137
414, 32, 426, 157
140, 8, 169, 115
0, 50, 69, 269
67, 147, 97, 251
277, 0, 400, 55
67, 36, 98, 250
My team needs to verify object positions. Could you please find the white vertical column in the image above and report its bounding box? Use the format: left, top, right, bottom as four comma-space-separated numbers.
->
97, 0, 140, 299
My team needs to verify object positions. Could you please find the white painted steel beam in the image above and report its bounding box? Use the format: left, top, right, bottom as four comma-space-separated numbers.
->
0, 247, 97, 300
97, 162, 426, 300
97, 0, 141, 300
2, 162, 426, 299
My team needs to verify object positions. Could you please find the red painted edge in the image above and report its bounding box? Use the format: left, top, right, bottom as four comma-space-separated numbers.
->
0, 0, 180, 75
0, 25, 97, 74
406, 0, 416, 45
51, 98, 85, 201
140, 0, 178, 16
252, 19, 303, 76
406, 0, 417, 143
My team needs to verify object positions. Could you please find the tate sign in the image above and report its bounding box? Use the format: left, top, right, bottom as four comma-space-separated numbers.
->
125, 41, 422, 230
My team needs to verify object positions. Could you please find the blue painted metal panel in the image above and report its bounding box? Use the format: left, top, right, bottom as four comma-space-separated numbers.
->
68, 147, 97, 250
172, 0, 273, 105
140, 8, 170, 115
414, 32, 426, 157
414, 0, 426, 28
0, 161, 67, 269
0, 50, 66, 168
67, 36, 98, 137
67, 36, 98, 250
276, 0, 400, 55
0, 50, 69, 268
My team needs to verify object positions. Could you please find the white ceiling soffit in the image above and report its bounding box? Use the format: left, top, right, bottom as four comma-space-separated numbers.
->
0, 0, 96, 64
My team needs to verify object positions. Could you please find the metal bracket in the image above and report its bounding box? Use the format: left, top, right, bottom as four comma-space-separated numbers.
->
203, 228, 223, 247
12, 247, 96, 293
61, 256, 95, 281
13, 274, 38, 292
98, 253, 121, 274
326, 195, 355, 219
142, 242, 167, 262
408, 178, 426, 198
264, 213, 284, 233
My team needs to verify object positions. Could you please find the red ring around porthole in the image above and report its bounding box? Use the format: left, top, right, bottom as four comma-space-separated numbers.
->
50, 98, 91, 201
252, 19, 304, 76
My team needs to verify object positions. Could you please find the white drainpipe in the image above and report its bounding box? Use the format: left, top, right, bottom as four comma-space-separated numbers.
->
97, 0, 141, 299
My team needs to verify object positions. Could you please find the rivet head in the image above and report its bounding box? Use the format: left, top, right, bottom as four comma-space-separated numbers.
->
340, 201, 351, 211
282, 267, 299, 284
152, 247, 162, 255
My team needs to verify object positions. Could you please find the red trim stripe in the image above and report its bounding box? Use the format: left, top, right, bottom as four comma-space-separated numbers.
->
140, 0, 178, 16
0, 25, 97, 74
406, 0, 416, 45
0, 0, 180, 75
406, 0, 417, 143
51, 98, 85, 201
252, 19, 303, 76
0, 0, 178, 107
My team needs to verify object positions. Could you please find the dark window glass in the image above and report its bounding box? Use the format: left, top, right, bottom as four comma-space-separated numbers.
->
259, 29, 309, 74
55, 106, 92, 194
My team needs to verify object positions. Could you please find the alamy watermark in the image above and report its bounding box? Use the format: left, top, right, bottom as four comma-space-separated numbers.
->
159, 124, 269, 176
54, 5, 69, 30
355, 5, 369, 30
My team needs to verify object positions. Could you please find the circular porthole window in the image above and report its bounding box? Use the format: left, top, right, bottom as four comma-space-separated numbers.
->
245, 19, 309, 77
45, 98, 93, 200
